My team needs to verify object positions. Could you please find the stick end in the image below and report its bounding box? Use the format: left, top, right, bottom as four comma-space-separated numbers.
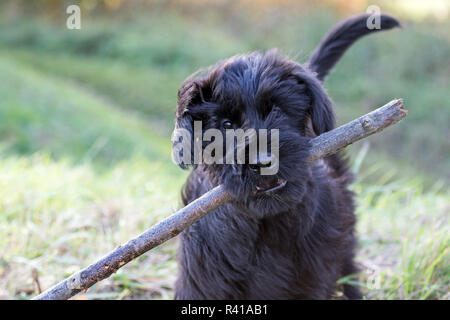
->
394, 98, 408, 116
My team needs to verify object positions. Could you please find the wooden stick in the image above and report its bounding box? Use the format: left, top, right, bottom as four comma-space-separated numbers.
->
309, 99, 406, 162
34, 99, 406, 300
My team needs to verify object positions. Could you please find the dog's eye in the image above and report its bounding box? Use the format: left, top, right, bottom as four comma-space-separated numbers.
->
222, 120, 233, 129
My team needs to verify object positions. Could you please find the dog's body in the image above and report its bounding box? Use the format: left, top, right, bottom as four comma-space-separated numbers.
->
173, 14, 399, 299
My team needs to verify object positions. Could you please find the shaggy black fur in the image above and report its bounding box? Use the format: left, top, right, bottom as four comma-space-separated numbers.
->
173, 13, 399, 299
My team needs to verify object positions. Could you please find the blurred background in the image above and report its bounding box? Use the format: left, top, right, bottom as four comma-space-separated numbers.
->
0, 0, 448, 299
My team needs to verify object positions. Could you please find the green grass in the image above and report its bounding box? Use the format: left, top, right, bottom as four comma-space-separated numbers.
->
0, 155, 184, 299
0, 8, 448, 299
352, 174, 449, 299
0, 53, 187, 299
0, 53, 174, 167
4, 49, 183, 128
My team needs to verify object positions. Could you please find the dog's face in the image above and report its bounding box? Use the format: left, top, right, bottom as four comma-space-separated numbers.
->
173, 50, 335, 216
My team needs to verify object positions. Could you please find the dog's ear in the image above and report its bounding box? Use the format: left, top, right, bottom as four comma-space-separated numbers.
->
175, 80, 199, 132
173, 79, 211, 169
175, 79, 213, 128
294, 69, 335, 135
173, 81, 198, 169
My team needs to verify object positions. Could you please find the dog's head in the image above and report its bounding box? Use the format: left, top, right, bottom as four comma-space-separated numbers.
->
172, 50, 335, 216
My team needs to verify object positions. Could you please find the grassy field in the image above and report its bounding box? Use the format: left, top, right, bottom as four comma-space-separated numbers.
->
0, 9, 448, 299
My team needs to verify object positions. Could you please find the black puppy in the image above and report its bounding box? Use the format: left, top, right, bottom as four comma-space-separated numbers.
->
172, 14, 399, 299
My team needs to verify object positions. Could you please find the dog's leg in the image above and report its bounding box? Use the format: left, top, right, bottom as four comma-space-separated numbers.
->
342, 260, 363, 299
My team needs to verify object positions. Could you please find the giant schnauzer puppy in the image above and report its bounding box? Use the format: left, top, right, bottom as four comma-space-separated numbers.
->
172, 13, 399, 299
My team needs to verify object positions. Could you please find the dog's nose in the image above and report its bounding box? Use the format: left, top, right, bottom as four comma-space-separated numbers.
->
248, 156, 272, 173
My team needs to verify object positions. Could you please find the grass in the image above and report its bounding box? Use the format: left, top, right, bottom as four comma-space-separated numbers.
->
0, 53, 187, 299
5, 49, 183, 128
0, 155, 184, 299
0, 53, 173, 166
0, 8, 448, 299
353, 173, 449, 299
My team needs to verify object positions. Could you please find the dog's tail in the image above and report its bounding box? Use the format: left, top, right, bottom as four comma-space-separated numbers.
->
308, 13, 400, 81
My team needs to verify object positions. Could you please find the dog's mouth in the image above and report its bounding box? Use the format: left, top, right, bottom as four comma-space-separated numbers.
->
254, 177, 287, 194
